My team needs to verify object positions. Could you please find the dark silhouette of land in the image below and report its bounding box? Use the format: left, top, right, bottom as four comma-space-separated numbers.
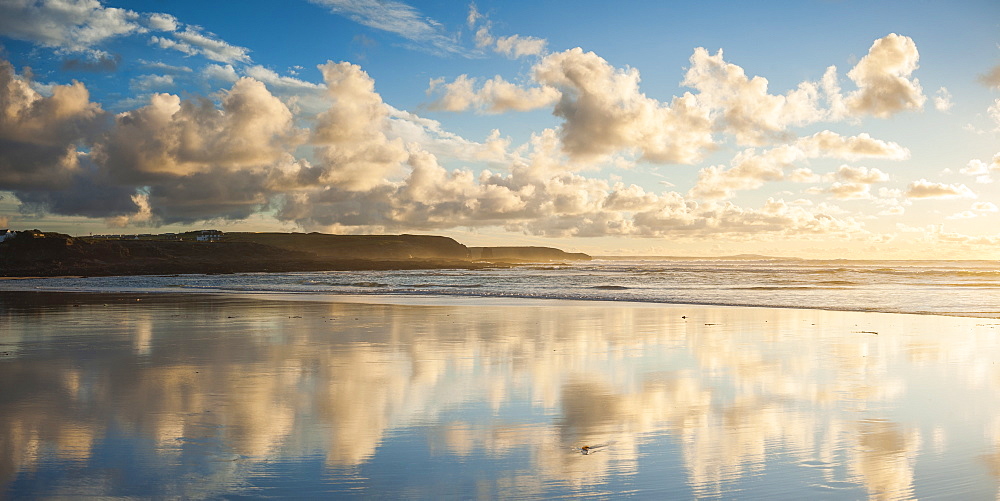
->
0, 230, 590, 277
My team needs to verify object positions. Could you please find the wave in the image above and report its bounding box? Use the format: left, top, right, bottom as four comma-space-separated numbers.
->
408, 283, 483, 289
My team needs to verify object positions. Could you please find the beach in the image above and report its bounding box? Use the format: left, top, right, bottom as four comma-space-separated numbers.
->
2, 290, 999, 498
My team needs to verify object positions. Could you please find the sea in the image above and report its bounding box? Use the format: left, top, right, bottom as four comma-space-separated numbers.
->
4, 258, 1000, 499
3, 258, 999, 318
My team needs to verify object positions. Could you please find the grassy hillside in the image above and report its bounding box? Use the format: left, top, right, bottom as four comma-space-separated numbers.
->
223, 233, 471, 260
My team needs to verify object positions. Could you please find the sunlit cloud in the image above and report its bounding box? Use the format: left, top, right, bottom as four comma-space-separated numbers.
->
972, 201, 999, 212
905, 179, 977, 199
844, 33, 926, 118
933, 87, 953, 112
427, 75, 560, 113
690, 132, 906, 200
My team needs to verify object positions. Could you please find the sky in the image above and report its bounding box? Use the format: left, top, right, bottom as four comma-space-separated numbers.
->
0, 0, 998, 259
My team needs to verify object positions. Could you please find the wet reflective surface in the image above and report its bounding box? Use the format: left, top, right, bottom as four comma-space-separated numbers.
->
2, 291, 999, 499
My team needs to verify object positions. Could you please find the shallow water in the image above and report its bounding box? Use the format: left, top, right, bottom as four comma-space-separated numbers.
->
2, 291, 999, 499
4, 259, 999, 318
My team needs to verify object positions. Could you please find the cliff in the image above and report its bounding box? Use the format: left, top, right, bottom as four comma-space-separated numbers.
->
0, 231, 481, 277
469, 246, 591, 262
223, 232, 471, 260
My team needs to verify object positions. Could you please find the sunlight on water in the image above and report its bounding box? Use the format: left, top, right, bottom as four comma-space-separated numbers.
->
2, 291, 1000, 498
4, 259, 998, 318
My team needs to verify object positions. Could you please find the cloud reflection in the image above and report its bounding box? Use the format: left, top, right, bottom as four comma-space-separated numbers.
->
0, 293, 998, 497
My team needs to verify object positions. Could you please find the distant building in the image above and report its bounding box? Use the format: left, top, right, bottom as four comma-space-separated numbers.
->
0, 229, 14, 243
195, 229, 223, 242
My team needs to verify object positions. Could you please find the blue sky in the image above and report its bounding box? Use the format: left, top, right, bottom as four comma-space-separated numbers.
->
0, 0, 998, 258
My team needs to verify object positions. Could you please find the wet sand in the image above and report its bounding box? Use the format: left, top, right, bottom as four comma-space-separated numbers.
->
2, 290, 999, 498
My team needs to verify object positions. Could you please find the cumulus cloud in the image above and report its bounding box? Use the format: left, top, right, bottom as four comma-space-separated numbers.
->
831, 165, 890, 184
690, 131, 907, 200
933, 87, 953, 112
844, 34, 926, 118
0, 59, 105, 191
905, 179, 977, 199
427, 75, 560, 113
308, 61, 408, 191
0, 0, 144, 55
97, 78, 301, 179
820, 165, 890, 200
534, 48, 714, 164
683, 48, 825, 145
959, 153, 1000, 183
386, 108, 511, 164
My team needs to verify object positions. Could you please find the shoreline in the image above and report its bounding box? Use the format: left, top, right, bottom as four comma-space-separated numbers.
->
3, 286, 998, 321
3, 282, 999, 499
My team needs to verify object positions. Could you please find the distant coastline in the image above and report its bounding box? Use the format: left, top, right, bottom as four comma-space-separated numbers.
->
0, 229, 591, 277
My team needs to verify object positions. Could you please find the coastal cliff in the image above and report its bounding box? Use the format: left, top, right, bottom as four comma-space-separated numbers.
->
470, 246, 591, 262
0, 230, 591, 277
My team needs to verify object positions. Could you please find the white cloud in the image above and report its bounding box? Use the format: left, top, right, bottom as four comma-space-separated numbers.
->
130, 74, 174, 91
827, 182, 873, 200
844, 34, 926, 118
494, 34, 547, 58
98, 78, 302, 178
140, 60, 192, 73
386, 107, 511, 164
683, 47, 825, 145
819, 166, 889, 200
308, 61, 409, 191
831, 165, 890, 184
309, 0, 466, 56
959, 153, 1000, 183
0, 0, 144, 55
175, 28, 250, 63
202, 64, 239, 82
534, 48, 714, 164
933, 87, 953, 112
905, 179, 977, 199
146, 12, 178, 32
466, 7, 548, 59
151, 28, 250, 64
972, 201, 999, 212
690, 131, 907, 200
244, 66, 324, 91
427, 75, 560, 113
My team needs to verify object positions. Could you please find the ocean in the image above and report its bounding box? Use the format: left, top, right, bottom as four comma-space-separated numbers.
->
3, 259, 1000, 498
4, 258, 999, 318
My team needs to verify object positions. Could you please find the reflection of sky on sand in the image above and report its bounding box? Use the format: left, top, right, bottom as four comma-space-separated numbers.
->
1, 293, 999, 498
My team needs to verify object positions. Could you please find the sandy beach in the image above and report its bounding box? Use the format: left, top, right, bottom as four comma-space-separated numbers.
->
2, 290, 999, 498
